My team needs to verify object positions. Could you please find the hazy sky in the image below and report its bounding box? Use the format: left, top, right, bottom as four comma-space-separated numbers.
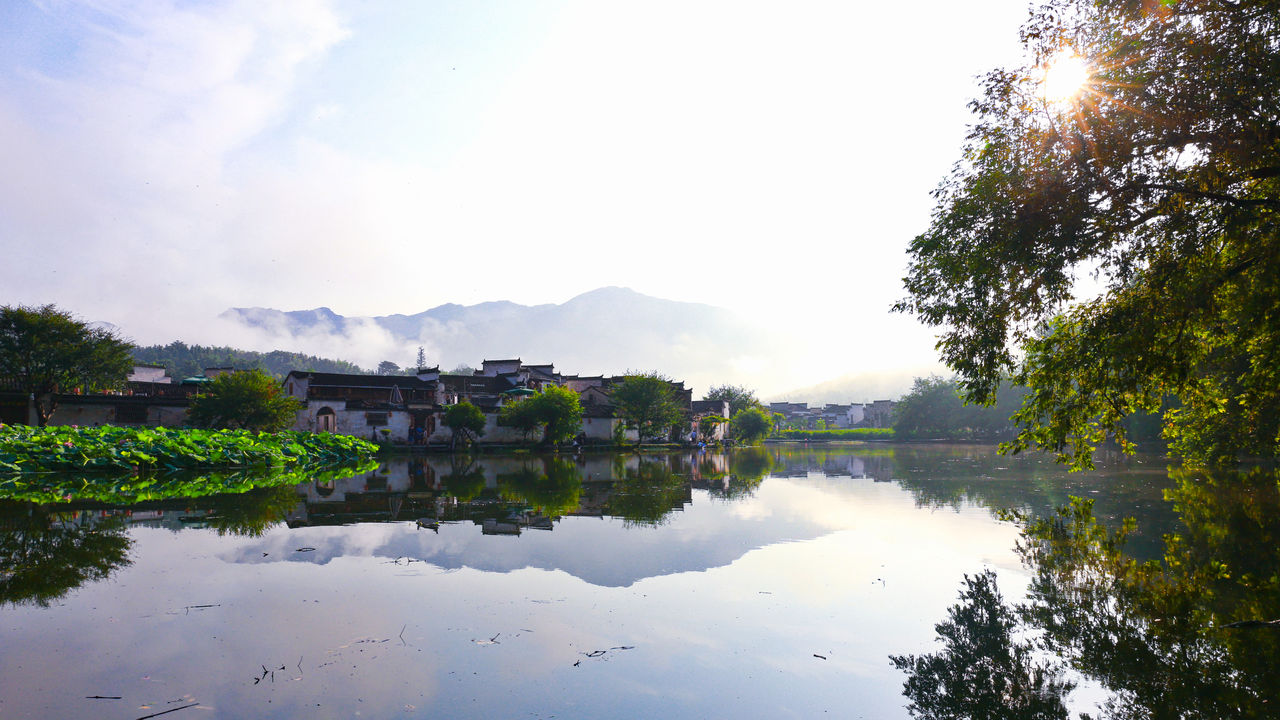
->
1, 1, 1033, 392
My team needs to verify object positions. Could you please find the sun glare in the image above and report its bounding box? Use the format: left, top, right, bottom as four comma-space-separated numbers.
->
1040, 49, 1091, 103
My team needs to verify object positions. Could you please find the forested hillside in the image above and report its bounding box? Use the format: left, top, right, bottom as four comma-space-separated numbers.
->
132, 342, 366, 380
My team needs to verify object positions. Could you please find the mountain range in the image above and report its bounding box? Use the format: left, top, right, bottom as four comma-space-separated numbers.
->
220, 287, 774, 394
218, 286, 920, 401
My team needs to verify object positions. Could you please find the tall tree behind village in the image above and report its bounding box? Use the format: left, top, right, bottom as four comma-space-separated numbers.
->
896, 0, 1280, 467
0, 305, 134, 426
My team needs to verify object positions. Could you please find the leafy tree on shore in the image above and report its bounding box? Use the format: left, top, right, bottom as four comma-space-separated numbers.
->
893, 376, 1026, 441
895, 0, 1280, 466
0, 304, 134, 426
187, 369, 303, 432
497, 386, 584, 445
729, 406, 773, 444
443, 401, 486, 449
611, 372, 684, 444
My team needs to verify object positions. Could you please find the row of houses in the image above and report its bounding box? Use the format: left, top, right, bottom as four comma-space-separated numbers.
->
2, 359, 730, 445
768, 400, 896, 429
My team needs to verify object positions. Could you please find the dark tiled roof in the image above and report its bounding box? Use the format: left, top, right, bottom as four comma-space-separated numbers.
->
286, 371, 438, 390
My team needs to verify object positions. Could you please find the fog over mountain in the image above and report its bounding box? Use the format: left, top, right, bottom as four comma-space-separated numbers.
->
768, 371, 917, 406
219, 287, 791, 396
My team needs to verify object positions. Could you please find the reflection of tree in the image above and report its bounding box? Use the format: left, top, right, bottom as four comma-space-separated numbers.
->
896, 468, 1280, 719
442, 458, 488, 503
607, 459, 689, 527
715, 447, 772, 499
1017, 469, 1280, 719
0, 503, 132, 607
497, 457, 583, 517
890, 570, 1074, 720
201, 485, 300, 537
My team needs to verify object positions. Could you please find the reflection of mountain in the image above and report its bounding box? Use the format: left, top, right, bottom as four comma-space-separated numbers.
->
221, 286, 770, 388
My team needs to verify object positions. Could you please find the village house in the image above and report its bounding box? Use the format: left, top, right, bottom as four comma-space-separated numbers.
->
1, 365, 202, 427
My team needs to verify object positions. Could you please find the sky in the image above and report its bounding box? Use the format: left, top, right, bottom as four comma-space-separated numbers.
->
0, 0, 1034, 396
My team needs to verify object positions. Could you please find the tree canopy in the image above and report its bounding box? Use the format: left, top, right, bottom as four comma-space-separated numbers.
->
893, 376, 1027, 441
131, 341, 363, 380
611, 372, 685, 443
704, 384, 761, 416
729, 406, 773, 444
187, 369, 303, 432
443, 401, 486, 448
498, 386, 583, 445
0, 304, 135, 426
895, 0, 1280, 467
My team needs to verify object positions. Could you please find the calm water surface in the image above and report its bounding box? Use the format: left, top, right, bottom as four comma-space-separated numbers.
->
0, 445, 1191, 718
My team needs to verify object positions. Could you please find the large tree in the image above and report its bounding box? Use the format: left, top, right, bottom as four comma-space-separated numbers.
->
443, 400, 486, 449
187, 369, 303, 432
896, 0, 1280, 467
0, 304, 135, 426
497, 386, 584, 445
704, 384, 761, 416
611, 372, 685, 444
728, 406, 773, 444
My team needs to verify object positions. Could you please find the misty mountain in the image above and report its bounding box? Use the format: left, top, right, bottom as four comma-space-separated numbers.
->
219, 287, 772, 393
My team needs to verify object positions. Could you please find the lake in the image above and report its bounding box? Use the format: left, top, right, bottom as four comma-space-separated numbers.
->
1, 443, 1274, 718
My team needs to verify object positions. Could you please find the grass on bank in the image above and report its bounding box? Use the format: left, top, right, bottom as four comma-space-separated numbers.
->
772, 428, 895, 441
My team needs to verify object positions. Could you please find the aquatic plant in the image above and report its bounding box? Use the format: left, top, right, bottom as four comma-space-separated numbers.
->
0, 424, 378, 474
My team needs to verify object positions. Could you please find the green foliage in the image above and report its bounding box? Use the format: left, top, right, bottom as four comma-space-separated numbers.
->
499, 386, 584, 445
131, 341, 364, 379
443, 401, 486, 447
893, 376, 1026, 440
187, 369, 303, 432
704, 384, 761, 416
611, 372, 684, 443
498, 398, 542, 441
775, 428, 894, 440
729, 406, 773, 444
0, 423, 377, 477
0, 304, 135, 426
531, 385, 584, 445
896, 0, 1280, 467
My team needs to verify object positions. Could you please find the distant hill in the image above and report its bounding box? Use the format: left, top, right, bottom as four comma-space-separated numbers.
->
218, 287, 772, 394
131, 341, 366, 380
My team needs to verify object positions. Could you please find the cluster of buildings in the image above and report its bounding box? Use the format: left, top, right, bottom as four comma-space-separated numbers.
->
767, 400, 896, 429
1, 359, 731, 445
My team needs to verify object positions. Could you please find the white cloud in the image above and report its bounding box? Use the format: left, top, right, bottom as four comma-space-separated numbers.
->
1, 0, 1029, 390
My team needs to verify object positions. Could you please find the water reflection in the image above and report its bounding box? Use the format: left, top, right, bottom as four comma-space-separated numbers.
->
895, 467, 1280, 719
0, 504, 132, 607
2, 444, 1198, 719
